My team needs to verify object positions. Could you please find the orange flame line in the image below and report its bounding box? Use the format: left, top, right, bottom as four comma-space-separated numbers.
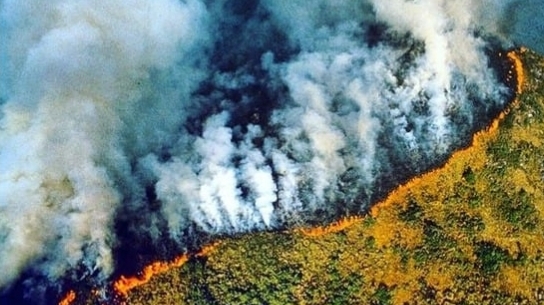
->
58, 290, 76, 305
300, 216, 363, 237
113, 254, 190, 296
195, 243, 219, 257
507, 48, 526, 95
113, 242, 220, 297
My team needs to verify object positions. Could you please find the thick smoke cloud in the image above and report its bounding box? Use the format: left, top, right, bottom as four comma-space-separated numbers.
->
0, 0, 208, 298
0, 0, 533, 302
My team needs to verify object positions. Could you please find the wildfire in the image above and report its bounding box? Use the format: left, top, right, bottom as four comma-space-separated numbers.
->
300, 216, 363, 237
301, 50, 527, 234
114, 255, 189, 297
113, 242, 220, 297
370, 48, 526, 217
58, 290, 76, 305
58, 48, 527, 305
195, 242, 220, 257
507, 48, 526, 95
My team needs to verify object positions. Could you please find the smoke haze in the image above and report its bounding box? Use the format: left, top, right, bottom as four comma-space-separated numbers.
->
0, 0, 535, 302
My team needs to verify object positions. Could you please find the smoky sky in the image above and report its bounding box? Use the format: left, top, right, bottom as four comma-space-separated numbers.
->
0, 0, 534, 302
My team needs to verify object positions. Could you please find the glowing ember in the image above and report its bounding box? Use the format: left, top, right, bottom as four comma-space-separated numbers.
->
113, 243, 220, 297
58, 290, 76, 305
300, 216, 363, 237
195, 243, 220, 257
507, 48, 526, 95
114, 254, 190, 296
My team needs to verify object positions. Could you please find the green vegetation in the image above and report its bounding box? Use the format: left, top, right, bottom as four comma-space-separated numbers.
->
77, 50, 544, 304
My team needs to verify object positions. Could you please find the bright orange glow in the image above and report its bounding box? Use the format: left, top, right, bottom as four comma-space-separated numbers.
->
300, 216, 363, 237
58, 290, 76, 305
113, 242, 220, 297
114, 254, 190, 296
195, 242, 220, 257
507, 48, 526, 94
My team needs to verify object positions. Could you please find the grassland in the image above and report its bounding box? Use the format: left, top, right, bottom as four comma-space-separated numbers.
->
75, 49, 544, 305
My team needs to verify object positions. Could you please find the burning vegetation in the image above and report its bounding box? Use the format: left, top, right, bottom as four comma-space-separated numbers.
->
103, 49, 544, 305
62, 48, 544, 305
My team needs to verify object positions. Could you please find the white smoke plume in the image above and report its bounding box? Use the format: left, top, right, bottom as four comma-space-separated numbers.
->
0, 0, 535, 302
